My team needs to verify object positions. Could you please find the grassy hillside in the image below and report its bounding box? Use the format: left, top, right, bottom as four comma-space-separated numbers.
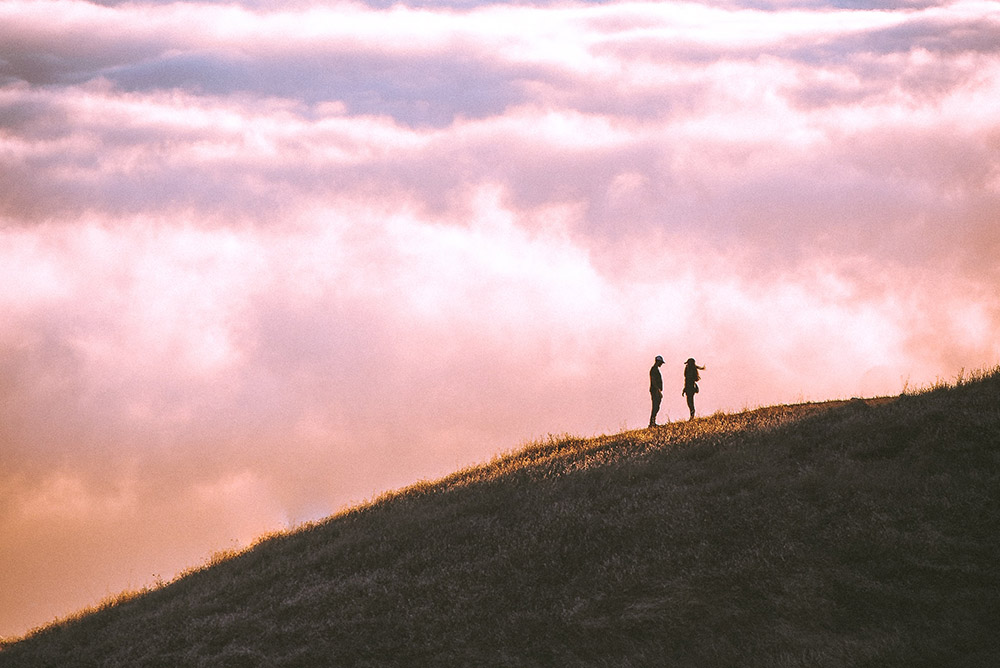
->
3, 369, 1000, 667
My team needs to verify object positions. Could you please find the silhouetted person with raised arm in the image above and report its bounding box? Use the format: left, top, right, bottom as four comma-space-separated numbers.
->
682, 358, 705, 420
649, 355, 665, 427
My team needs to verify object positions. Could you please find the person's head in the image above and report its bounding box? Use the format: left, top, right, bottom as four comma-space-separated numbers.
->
685, 358, 696, 366
655, 355, 664, 366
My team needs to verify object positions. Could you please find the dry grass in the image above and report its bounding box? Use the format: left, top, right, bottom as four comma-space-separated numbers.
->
3, 367, 999, 667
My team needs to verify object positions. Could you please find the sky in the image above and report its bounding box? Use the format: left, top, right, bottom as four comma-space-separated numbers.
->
2, 0, 999, 639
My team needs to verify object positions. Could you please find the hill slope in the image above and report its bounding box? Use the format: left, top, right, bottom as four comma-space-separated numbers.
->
3, 371, 1000, 667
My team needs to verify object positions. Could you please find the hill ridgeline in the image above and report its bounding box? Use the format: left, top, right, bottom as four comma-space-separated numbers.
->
3, 369, 999, 667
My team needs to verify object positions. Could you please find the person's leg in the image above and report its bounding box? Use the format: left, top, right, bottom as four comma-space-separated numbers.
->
686, 392, 695, 419
650, 391, 661, 427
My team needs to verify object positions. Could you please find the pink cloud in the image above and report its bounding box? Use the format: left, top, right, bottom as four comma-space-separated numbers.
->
2, 0, 999, 639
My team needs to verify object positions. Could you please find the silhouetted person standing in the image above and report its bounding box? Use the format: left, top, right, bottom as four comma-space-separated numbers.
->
682, 358, 705, 420
649, 355, 665, 427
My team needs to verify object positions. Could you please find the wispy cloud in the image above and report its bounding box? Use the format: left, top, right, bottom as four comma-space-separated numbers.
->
1, 0, 998, 637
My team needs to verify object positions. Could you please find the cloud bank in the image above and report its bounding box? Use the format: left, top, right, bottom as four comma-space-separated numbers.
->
2, 0, 998, 637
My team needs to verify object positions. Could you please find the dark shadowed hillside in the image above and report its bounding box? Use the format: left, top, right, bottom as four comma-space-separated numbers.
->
3, 369, 1000, 667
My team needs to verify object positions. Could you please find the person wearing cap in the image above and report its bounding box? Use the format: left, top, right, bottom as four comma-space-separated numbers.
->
649, 355, 665, 427
682, 358, 706, 419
